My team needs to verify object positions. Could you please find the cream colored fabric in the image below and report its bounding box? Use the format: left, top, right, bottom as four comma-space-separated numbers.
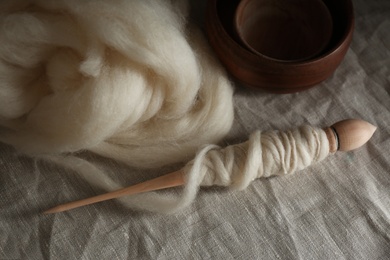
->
1, 0, 390, 259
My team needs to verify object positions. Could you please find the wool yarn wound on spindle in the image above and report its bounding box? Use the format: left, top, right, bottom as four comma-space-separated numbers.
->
0, 0, 234, 168
114, 125, 331, 213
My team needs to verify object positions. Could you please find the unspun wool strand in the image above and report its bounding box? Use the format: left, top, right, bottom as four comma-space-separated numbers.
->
110, 125, 330, 212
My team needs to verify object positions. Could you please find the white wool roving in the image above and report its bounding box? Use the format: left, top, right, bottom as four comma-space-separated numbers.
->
0, 0, 234, 168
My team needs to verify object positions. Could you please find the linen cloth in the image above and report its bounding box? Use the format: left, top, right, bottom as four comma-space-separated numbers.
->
1, 0, 390, 259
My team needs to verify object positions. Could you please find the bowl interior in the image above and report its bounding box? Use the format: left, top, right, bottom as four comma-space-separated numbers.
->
214, 0, 352, 62
235, 0, 333, 62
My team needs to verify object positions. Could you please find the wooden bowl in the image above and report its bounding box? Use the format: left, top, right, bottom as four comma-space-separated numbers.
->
205, 0, 354, 93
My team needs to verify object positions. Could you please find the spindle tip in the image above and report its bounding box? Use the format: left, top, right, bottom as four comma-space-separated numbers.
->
331, 119, 376, 152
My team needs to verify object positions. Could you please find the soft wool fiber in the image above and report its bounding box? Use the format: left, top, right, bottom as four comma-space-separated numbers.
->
0, 0, 333, 213
0, 0, 234, 168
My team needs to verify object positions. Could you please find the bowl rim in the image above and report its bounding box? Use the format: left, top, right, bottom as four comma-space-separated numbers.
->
208, 0, 354, 66
234, 0, 335, 63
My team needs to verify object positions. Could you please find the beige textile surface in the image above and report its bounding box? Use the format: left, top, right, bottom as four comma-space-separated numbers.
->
1, 0, 390, 259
